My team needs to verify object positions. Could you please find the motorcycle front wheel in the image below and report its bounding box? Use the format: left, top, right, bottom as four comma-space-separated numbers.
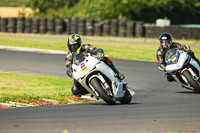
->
119, 89, 132, 104
90, 77, 116, 105
182, 69, 200, 92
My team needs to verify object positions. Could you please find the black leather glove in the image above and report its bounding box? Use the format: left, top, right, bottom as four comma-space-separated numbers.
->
66, 70, 73, 79
183, 45, 190, 52
96, 51, 104, 60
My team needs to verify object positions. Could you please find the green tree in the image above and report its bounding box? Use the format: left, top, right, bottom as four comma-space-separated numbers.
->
28, 0, 200, 24
28, 0, 79, 17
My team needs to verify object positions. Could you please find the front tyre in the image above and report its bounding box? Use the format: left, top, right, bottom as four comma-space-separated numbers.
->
119, 89, 132, 104
182, 69, 200, 92
90, 77, 116, 105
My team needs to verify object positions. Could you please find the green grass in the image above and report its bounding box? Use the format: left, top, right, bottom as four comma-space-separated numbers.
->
0, 72, 75, 104
1, 33, 200, 61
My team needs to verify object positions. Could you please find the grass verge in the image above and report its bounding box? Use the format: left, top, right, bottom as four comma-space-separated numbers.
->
0, 72, 92, 105
1, 33, 200, 61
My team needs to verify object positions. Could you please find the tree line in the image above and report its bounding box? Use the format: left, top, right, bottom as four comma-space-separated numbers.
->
28, 0, 200, 24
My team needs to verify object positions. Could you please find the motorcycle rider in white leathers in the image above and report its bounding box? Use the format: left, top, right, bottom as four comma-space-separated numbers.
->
65, 34, 125, 97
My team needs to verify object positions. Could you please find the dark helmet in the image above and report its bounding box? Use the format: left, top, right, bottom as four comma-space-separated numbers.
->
67, 34, 82, 53
159, 32, 172, 49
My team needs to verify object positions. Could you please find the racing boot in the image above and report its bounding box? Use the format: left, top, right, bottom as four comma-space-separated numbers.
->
111, 65, 125, 80
118, 72, 125, 80
188, 50, 200, 66
105, 57, 125, 80
72, 80, 89, 97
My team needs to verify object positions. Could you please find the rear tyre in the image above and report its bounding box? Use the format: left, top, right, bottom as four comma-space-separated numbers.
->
90, 77, 116, 105
119, 89, 132, 104
182, 69, 200, 92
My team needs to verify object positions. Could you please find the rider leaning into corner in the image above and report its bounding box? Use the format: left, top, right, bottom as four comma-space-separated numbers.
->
156, 32, 200, 82
65, 33, 125, 97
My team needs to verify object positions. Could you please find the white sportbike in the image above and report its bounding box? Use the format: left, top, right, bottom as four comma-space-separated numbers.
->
72, 52, 133, 105
165, 48, 200, 92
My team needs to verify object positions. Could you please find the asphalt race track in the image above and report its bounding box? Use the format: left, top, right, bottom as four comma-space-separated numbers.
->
0, 49, 200, 133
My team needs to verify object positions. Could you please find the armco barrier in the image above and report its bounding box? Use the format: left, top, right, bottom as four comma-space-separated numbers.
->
0, 17, 200, 39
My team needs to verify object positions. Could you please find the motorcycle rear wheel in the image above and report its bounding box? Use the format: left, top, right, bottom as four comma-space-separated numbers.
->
90, 77, 116, 105
182, 69, 200, 92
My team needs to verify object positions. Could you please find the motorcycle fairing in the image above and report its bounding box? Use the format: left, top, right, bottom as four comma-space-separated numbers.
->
72, 55, 99, 79
91, 61, 125, 99
166, 52, 187, 73
189, 58, 200, 76
72, 54, 125, 100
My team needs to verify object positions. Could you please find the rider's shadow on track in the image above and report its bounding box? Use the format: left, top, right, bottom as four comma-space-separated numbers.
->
87, 100, 140, 106
176, 91, 200, 94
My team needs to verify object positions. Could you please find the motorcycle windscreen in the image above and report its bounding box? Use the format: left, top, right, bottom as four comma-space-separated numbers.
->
72, 55, 99, 79
166, 51, 187, 72
165, 48, 179, 64
73, 52, 85, 64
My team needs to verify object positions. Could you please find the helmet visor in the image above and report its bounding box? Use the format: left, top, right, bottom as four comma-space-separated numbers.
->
160, 39, 171, 48
69, 43, 80, 52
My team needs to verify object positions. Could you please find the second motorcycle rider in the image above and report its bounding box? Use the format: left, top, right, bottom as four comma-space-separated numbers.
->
156, 32, 200, 82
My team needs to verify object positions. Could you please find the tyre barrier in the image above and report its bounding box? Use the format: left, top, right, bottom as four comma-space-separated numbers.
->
135, 21, 144, 37
55, 18, 64, 34
86, 19, 94, 36
16, 17, 24, 33
78, 17, 86, 35
126, 20, 135, 37
103, 19, 111, 36
1, 17, 199, 39
64, 18, 71, 34
7, 18, 16, 33
94, 18, 103, 36
39, 18, 47, 34
1, 18, 8, 32
118, 20, 126, 37
47, 18, 55, 34
32, 18, 40, 33
24, 18, 32, 33
70, 17, 79, 34
110, 19, 118, 36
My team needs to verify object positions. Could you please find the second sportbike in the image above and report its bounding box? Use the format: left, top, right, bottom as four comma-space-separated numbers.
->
165, 48, 200, 92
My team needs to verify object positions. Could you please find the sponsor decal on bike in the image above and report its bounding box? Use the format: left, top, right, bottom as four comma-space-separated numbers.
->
80, 63, 88, 72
